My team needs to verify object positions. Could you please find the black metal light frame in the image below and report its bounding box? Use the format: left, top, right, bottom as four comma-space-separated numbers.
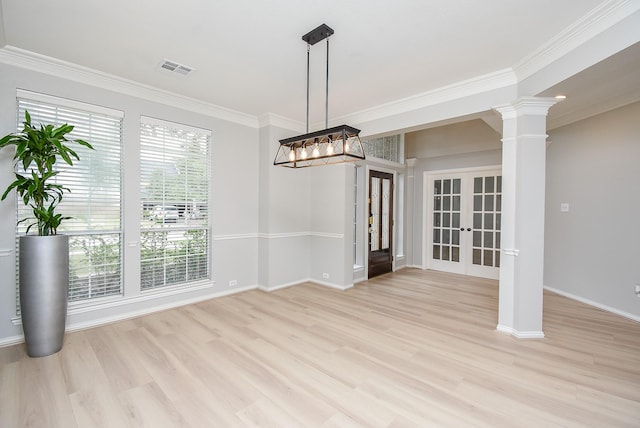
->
273, 24, 365, 168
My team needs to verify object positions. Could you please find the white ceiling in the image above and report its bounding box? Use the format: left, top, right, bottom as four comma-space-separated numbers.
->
0, 0, 637, 129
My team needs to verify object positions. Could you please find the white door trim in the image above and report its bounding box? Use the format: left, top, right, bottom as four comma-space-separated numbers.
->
422, 166, 502, 277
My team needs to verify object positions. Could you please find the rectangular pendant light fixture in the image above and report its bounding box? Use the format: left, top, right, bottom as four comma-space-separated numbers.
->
274, 24, 366, 168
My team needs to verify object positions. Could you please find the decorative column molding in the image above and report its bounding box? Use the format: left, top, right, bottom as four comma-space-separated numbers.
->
494, 96, 560, 119
493, 96, 560, 339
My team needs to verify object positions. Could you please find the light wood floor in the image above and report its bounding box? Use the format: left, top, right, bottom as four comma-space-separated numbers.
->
1, 269, 639, 427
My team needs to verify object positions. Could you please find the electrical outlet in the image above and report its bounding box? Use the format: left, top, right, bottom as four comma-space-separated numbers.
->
322, 273, 329, 279
229, 279, 237, 287
635, 284, 640, 296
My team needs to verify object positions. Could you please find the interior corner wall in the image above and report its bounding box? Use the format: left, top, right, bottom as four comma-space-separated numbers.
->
308, 163, 354, 289
544, 101, 640, 319
258, 124, 311, 290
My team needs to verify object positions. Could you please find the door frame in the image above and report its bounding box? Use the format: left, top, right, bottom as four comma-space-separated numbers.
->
422, 165, 501, 275
365, 165, 397, 279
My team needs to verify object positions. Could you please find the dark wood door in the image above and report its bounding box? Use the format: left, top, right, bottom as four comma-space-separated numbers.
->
368, 170, 393, 278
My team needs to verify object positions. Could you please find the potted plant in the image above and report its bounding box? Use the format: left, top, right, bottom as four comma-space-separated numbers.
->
0, 111, 93, 357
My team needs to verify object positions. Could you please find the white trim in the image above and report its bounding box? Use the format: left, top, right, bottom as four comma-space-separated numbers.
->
337, 68, 517, 126
258, 113, 305, 133
17, 89, 124, 118
544, 286, 640, 323
10, 283, 257, 332
312, 279, 354, 291
422, 165, 502, 176
258, 280, 301, 292
141, 115, 212, 137
493, 97, 559, 119
0, 248, 13, 257
213, 233, 259, 241
513, 0, 640, 81
257, 232, 344, 240
365, 165, 399, 276
258, 232, 307, 240
259, 279, 352, 292
496, 325, 545, 339
423, 167, 502, 279
502, 249, 520, 257
0, 335, 23, 348
11, 281, 217, 325
76, 281, 215, 315
0, 46, 258, 128
310, 232, 344, 239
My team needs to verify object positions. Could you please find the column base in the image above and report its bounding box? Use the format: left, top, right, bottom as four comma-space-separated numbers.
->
496, 324, 545, 339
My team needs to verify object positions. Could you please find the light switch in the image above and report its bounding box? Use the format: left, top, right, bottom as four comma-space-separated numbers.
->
560, 203, 570, 212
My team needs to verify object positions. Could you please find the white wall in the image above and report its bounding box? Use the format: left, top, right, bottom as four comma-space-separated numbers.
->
545, 102, 640, 319
0, 62, 260, 344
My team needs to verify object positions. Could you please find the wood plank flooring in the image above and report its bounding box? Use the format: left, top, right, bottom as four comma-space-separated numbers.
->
1, 268, 639, 427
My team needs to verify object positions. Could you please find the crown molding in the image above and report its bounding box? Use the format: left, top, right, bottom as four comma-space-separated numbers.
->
336, 68, 518, 126
0, 46, 259, 129
258, 112, 305, 132
513, 0, 640, 82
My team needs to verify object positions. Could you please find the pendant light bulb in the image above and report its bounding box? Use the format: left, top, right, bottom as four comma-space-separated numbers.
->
327, 143, 334, 155
288, 148, 296, 162
344, 139, 350, 153
312, 142, 320, 158
301, 145, 308, 159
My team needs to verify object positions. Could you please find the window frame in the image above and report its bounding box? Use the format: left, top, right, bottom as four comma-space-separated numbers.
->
13, 90, 125, 310
139, 116, 212, 292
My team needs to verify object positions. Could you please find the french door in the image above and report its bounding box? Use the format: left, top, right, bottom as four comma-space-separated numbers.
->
426, 169, 502, 279
368, 170, 393, 278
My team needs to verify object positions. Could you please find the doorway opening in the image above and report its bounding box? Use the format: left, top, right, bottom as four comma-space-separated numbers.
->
368, 170, 394, 278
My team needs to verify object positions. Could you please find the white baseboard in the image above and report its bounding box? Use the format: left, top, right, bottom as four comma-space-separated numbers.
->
312, 279, 353, 291
496, 324, 545, 339
258, 280, 301, 292
544, 286, 640, 323
259, 278, 353, 292
0, 335, 24, 348
2, 284, 258, 348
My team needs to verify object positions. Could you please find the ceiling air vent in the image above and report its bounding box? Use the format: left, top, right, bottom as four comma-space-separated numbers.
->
159, 59, 194, 77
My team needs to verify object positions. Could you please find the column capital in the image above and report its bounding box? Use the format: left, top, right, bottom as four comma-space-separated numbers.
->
493, 96, 561, 120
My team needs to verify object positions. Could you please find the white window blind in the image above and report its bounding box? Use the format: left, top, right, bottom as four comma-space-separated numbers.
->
139, 116, 211, 290
15, 93, 124, 303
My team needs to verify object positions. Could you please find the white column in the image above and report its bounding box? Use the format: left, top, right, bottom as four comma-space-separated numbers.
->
405, 158, 417, 267
494, 97, 559, 339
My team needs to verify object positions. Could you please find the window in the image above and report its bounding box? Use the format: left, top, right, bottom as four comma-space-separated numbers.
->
16, 91, 124, 303
139, 117, 211, 290
361, 134, 401, 163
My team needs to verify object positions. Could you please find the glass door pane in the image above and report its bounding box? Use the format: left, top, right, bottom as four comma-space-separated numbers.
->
471, 174, 501, 269
432, 178, 462, 263
370, 177, 380, 251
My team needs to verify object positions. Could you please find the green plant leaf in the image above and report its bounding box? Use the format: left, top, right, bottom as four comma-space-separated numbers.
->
0, 110, 95, 235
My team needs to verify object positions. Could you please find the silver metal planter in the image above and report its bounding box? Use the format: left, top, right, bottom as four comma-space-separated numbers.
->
19, 235, 69, 358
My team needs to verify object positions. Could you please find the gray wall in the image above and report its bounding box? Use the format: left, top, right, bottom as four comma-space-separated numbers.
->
0, 62, 260, 343
405, 119, 503, 268
545, 102, 640, 319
